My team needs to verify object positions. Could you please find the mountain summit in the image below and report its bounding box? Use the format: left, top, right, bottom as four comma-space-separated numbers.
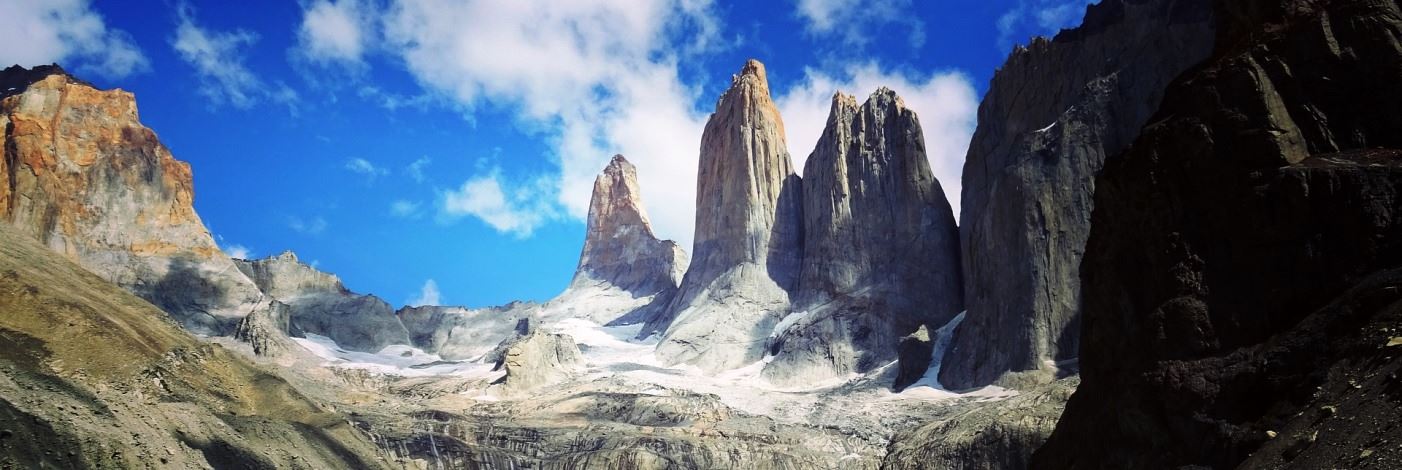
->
652, 59, 805, 371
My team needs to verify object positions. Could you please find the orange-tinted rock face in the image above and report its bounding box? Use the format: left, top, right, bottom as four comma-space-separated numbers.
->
0, 66, 261, 334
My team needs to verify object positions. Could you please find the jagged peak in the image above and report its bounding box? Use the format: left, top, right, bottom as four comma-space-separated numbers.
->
1, 63, 95, 99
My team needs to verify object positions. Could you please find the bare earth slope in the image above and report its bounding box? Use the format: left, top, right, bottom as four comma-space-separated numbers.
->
0, 224, 388, 469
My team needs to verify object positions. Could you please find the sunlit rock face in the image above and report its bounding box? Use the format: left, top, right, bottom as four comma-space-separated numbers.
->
235, 252, 411, 352
0, 64, 263, 334
942, 0, 1216, 390
763, 88, 962, 386
543, 155, 687, 327
652, 59, 805, 372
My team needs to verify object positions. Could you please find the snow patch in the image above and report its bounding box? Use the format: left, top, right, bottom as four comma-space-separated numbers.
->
292, 333, 493, 377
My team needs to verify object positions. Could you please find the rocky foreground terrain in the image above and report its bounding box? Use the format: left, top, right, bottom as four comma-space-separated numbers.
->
4, 0, 1401, 468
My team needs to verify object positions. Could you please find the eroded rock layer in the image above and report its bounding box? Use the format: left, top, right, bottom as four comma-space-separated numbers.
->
765, 89, 962, 385
0, 65, 263, 334
653, 59, 804, 371
943, 0, 1216, 390
1034, 0, 1402, 467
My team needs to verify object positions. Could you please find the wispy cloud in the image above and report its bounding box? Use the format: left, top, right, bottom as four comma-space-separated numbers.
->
794, 0, 925, 49
0, 0, 150, 78
288, 215, 328, 235
294, 0, 372, 68
776, 63, 978, 220
996, 0, 1096, 49
390, 199, 422, 219
224, 243, 251, 259
405, 156, 431, 183
439, 168, 556, 238
407, 279, 441, 307
171, 4, 298, 110
382, 0, 722, 245
344, 157, 388, 180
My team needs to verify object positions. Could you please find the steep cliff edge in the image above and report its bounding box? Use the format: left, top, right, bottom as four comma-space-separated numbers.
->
652, 59, 805, 372
542, 155, 687, 327
1035, 0, 1402, 467
944, 0, 1216, 390
0, 65, 263, 335
764, 89, 962, 386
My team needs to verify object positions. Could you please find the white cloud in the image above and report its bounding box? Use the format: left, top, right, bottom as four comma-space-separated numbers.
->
382, 0, 719, 246
405, 156, 431, 183
288, 215, 328, 234
224, 244, 251, 259
776, 64, 978, 220
996, 0, 1096, 49
172, 4, 298, 109
0, 0, 149, 78
390, 199, 422, 218
344, 157, 388, 178
295, 0, 371, 67
408, 279, 441, 307
439, 169, 556, 238
794, 0, 925, 49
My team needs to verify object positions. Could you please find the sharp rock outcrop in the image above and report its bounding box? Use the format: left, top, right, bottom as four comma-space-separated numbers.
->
764, 88, 963, 386
0, 64, 264, 335
942, 0, 1216, 390
490, 329, 583, 393
235, 251, 410, 352
1034, 0, 1402, 467
651, 59, 804, 372
541, 155, 687, 326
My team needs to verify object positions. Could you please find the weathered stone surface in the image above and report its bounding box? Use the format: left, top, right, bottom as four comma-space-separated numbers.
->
232, 298, 300, 357
398, 301, 539, 361
1034, 0, 1402, 467
542, 155, 687, 326
490, 329, 583, 393
765, 88, 962, 386
652, 59, 804, 371
943, 0, 1216, 390
236, 252, 410, 352
883, 378, 1077, 470
0, 65, 264, 334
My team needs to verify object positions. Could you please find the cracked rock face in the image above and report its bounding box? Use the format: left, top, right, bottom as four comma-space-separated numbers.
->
942, 0, 1216, 390
652, 59, 805, 372
399, 302, 539, 361
236, 252, 410, 352
0, 65, 263, 335
543, 155, 687, 327
763, 88, 963, 386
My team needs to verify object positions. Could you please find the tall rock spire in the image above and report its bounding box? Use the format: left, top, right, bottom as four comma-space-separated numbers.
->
762, 88, 963, 385
541, 155, 688, 326
650, 59, 804, 372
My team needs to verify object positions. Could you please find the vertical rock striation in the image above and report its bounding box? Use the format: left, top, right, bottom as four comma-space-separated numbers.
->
0, 65, 263, 334
542, 155, 687, 326
763, 89, 962, 385
1035, 0, 1402, 467
942, 0, 1216, 389
652, 59, 804, 372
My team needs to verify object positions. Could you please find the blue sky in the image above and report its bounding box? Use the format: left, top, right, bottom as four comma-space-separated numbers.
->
1, 0, 1095, 308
